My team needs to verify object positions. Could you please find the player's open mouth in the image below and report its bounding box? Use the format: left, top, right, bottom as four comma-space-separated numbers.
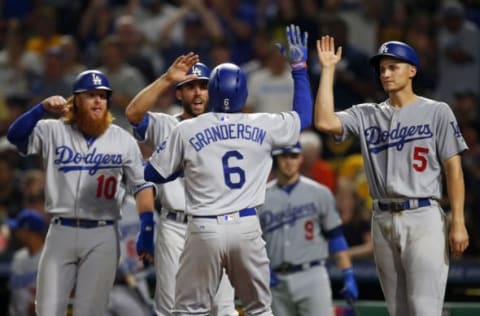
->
91, 108, 103, 116
192, 101, 204, 108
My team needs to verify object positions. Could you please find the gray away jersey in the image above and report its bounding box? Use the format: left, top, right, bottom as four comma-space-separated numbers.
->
136, 112, 186, 211
258, 176, 341, 267
25, 120, 151, 219
149, 111, 300, 215
336, 97, 468, 199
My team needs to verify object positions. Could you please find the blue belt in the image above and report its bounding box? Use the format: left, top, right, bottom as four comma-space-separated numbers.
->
53, 217, 115, 228
274, 260, 324, 274
193, 207, 256, 219
377, 198, 431, 212
164, 210, 188, 224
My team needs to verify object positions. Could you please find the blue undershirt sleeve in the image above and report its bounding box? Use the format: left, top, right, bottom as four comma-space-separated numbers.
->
325, 226, 349, 254
130, 115, 149, 141
144, 162, 183, 184
291, 68, 313, 131
7, 103, 47, 149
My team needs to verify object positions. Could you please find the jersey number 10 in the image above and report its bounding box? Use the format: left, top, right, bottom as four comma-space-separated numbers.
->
96, 175, 117, 199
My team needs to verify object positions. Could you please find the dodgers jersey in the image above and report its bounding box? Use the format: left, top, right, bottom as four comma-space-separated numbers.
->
23, 120, 151, 219
258, 176, 341, 268
336, 97, 468, 199
149, 111, 301, 215
135, 112, 185, 211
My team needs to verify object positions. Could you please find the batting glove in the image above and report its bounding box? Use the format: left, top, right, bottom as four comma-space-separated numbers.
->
341, 267, 359, 302
276, 24, 309, 70
136, 212, 155, 264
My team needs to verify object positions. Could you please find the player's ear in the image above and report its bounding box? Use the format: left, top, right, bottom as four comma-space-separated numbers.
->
409, 65, 417, 79
175, 88, 183, 102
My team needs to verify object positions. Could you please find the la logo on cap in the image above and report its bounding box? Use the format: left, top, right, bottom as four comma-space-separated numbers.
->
192, 66, 203, 76
92, 73, 102, 86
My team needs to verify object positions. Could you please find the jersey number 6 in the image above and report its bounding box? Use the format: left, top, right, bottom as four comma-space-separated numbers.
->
222, 150, 246, 189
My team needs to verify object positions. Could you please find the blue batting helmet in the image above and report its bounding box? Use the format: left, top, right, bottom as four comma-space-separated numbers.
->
73, 70, 112, 96
175, 62, 211, 88
272, 142, 302, 156
369, 41, 419, 69
208, 63, 247, 113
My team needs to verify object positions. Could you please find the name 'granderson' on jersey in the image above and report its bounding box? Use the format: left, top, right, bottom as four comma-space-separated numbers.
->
189, 123, 267, 152
365, 122, 433, 154
54, 146, 123, 175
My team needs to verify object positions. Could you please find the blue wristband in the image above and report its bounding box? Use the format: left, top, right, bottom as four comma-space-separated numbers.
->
342, 267, 354, 277
139, 212, 153, 222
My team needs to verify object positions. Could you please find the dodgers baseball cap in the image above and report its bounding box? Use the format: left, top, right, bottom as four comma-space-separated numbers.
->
7, 209, 48, 234
272, 142, 302, 156
176, 62, 211, 88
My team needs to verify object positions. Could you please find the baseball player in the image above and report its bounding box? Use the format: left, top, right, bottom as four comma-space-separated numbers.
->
125, 56, 237, 315
106, 193, 154, 316
6, 69, 156, 316
314, 37, 470, 315
144, 24, 312, 316
7, 209, 47, 316
258, 143, 358, 316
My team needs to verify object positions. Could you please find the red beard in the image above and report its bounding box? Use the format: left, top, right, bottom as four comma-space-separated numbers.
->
64, 99, 113, 137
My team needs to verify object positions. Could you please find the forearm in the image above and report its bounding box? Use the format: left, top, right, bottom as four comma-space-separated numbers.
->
134, 187, 155, 214
334, 250, 353, 270
7, 103, 46, 146
291, 68, 313, 130
125, 74, 174, 124
444, 155, 466, 225
314, 66, 342, 134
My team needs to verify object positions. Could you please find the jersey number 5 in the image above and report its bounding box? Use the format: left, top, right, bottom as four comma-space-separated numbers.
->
222, 150, 246, 189
413, 146, 429, 172
96, 175, 117, 199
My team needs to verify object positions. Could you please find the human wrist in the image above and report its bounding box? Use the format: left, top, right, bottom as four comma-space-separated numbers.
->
139, 211, 154, 222
291, 61, 307, 70
342, 267, 354, 277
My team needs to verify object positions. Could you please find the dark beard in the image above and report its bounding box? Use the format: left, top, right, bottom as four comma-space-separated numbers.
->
182, 101, 196, 117
75, 106, 112, 137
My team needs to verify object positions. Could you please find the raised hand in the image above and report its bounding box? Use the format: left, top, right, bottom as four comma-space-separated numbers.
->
277, 24, 309, 70
41, 96, 70, 114
165, 52, 200, 85
316, 36, 342, 69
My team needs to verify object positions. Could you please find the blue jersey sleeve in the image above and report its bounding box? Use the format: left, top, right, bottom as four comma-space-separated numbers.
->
7, 103, 46, 150
144, 162, 183, 184
291, 68, 312, 131
130, 115, 149, 141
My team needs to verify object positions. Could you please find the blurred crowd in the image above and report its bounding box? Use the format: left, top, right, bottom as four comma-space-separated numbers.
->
1, 0, 480, 268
